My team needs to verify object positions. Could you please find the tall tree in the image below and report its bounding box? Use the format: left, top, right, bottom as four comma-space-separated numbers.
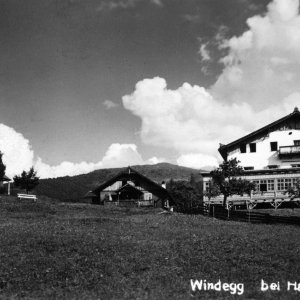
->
13, 167, 39, 194
0, 151, 6, 180
167, 179, 202, 210
208, 158, 255, 207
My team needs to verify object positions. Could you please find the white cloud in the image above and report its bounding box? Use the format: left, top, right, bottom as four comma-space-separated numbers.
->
121, 0, 300, 169
199, 44, 211, 61
177, 153, 218, 170
103, 99, 118, 109
122, 75, 299, 170
212, 0, 300, 109
36, 143, 162, 178
0, 124, 34, 178
146, 156, 166, 165
0, 124, 161, 178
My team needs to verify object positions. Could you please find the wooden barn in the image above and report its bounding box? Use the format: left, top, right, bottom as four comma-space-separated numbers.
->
86, 166, 174, 208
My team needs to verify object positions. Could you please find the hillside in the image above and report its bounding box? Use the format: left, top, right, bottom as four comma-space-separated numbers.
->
35, 163, 204, 202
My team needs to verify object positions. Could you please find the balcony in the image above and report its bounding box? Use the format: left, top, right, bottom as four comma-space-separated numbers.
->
279, 145, 300, 158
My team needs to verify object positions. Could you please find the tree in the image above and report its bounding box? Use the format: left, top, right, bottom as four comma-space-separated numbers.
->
287, 179, 300, 199
208, 158, 255, 207
167, 179, 202, 210
13, 167, 39, 194
0, 151, 6, 180
189, 173, 196, 185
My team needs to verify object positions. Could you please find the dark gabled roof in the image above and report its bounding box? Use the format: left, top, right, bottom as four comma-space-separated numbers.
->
116, 183, 144, 195
84, 190, 97, 198
93, 166, 173, 201
1, 175, 10, 182
219, 107, 300, 160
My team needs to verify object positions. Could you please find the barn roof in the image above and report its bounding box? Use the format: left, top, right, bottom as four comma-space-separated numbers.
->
1, 175, 10, 182
116, 183, 144, 195
219, 107, 300, 160
93, 166, 173, 202
84, 190, 97, 198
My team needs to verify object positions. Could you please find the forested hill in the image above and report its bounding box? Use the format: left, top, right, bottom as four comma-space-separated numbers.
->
35, 163, 204, 202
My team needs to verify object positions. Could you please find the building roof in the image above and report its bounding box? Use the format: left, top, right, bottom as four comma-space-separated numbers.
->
116, 183, 144, 196
1, 175, 10, 182
219, 107, 300, 160
92, 166, 173, 202
84, 190, 97, 198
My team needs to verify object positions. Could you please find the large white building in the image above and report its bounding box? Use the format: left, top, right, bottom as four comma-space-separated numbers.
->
202, 107, 300, 208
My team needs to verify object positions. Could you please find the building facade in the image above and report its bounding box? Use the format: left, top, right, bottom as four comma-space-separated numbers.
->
86, 166, 173, 208
202, 108, 300, 209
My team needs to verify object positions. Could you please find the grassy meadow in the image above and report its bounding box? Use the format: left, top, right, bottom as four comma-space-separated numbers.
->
0, 197, 300, 299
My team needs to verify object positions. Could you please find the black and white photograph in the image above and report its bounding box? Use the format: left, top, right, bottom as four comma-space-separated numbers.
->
1, 0, 300, 298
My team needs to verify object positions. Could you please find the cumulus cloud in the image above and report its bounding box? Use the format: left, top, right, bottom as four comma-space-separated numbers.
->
212, 0, 300, 109
177, 153, 218, 170
122, 76, 298, 169
0, 124, 161, 178
0, 124, 34, 177
122, 0, 300, 169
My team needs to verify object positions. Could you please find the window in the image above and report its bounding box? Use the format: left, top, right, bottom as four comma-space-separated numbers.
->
277, 179, 285, 191
244, 166, 254, 170
285, 179, 292, 189
294, 140, 300, 146
250, 143, 256, 152
270, 142, 278, 151
292, 164, 300, 168
240, 144, 246, 153
268, 165, 278, 169
267, 180, 274, 191
205, 182, 211, 191
260, 180, 267, 192
277, 178, 293, 191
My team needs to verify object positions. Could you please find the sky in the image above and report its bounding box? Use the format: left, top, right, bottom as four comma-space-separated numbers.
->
1, 0, 300, 178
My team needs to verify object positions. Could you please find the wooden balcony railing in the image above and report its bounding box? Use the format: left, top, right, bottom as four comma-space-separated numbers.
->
279, 145, 300, 157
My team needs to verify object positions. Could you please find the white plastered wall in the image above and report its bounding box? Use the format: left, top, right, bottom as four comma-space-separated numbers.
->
228, 130, 300, 170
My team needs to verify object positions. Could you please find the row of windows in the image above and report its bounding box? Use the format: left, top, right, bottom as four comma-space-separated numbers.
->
254, 178, 298, 192
205, 178, 299, 192
240, 140, 300, 154
240, 143, 256, 153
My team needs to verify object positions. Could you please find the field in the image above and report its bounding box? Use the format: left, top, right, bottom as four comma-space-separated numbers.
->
0, 197, 300, 299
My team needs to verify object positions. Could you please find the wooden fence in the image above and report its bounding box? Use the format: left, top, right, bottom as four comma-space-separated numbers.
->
177, 204, 300, 226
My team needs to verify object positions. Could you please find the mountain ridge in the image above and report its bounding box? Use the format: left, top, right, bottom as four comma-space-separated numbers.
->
35, 163, 204, 202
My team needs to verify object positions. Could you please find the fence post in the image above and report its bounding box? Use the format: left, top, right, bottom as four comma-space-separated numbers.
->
248, 209, 251, 223
213, 206, 215, 218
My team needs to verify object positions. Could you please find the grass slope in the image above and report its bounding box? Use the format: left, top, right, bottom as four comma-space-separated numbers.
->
35, 163, 202, 202
0, 196, 300, 299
